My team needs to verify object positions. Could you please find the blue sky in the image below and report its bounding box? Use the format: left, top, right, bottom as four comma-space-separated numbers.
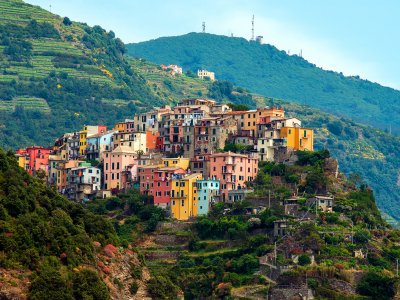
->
26, 0, 399, 89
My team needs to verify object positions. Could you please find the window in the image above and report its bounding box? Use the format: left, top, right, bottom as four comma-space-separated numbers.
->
116, 162, 120, 169
304, 130, 307, 137
289, 129, 292, 134
112, 163, 115, 170
111, 173, 114, 180
172, 200, 175, 205
181, 200, 185, 206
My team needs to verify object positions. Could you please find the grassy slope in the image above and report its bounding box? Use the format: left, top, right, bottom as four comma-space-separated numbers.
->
132, 59, 400, 223
127, 32, 400, 134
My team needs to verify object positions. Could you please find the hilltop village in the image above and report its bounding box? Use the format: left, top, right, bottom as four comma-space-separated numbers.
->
15, 99, 314, 221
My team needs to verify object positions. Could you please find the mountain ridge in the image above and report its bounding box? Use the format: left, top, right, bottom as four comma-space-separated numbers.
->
127, 32, 400, 134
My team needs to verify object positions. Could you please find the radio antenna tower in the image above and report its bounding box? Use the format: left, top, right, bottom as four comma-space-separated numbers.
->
202, 22, 206, 33
251, 15, 255, 40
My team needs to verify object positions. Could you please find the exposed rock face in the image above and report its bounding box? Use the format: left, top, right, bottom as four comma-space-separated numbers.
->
94, 245, 152, 300
0, 269, 30, 300
324, 158, 339, 178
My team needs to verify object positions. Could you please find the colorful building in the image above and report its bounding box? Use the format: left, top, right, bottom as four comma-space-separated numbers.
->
146, 130, 159, 152
161, 157, 190, 170
280, 127, 314, 151
138, 164, 161, 196
79, 125, 107, 156
86, 130, 116, 161
209, 152, 258, 202
16, 146, 52, 176
171, 173, 202, 220
153, 167, 186, 208
102, 145, 137, 190
225, 107, 285, 137
66, 163, 101, 202
197, 179, 220, 215
112, 131, 147, 153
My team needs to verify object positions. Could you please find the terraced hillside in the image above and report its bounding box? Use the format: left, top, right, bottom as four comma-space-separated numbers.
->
0, 0, 109, 85
0, 0, 161, 148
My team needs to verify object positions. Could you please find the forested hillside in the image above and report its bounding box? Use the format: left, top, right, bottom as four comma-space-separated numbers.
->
0, 148, 117, 298
127, 32, 400, 134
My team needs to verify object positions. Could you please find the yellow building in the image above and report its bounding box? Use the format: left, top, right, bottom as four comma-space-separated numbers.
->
79, 128, 89, 156
16, 154, 27, 169
171, 173, 202, 221
79, 125, 107, 156
162, 157, 190, 171
113, 122, 127, 132
280, 127, 313, 151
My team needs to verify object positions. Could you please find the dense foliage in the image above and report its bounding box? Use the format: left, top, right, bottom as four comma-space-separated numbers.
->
0, 148, 116, 298
128, 32, 400, 134
86, 190, 167, 245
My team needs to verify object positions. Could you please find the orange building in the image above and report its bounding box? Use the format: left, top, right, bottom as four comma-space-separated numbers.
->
146, 130, 159, 152
280, 127, 314, 151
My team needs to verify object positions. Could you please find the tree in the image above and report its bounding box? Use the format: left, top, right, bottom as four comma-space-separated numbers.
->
62, 17, 72, 26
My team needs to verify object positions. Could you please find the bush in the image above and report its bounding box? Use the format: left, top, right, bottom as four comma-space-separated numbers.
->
130, 282, 139, 295
63, 17, 72, 26
147, 275, 179, 299
356, 271, 396, 300
72, 269, 109, 299
298, 254, 311, 266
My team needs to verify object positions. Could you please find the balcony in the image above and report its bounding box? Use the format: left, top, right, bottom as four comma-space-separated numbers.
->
225, 159, 234, 165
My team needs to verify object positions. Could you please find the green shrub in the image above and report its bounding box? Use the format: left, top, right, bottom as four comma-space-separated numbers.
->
356, 271, 396, 300
298, 254, 311, 266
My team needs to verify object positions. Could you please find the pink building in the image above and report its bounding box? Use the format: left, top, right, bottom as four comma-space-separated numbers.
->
209, 152, 258, 202
16, 146, 52, 175
102, 146, 137, 191
153, 167, 186, 208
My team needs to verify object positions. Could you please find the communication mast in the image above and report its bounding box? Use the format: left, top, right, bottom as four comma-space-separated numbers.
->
202, 22, 206, 33
251, 15, 255, 40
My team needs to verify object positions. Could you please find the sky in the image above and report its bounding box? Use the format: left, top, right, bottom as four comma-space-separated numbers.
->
25, 0, 400, 90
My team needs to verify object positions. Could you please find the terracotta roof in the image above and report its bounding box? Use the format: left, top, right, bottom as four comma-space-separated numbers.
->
88, 130, 118, 139
209, 151, 249, 158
